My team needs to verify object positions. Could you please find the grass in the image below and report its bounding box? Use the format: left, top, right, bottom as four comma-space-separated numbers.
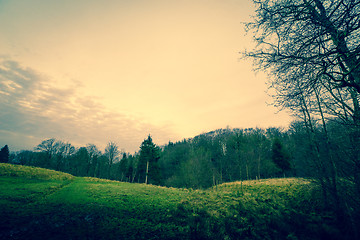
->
0, 163, 74, 181
0, 163, 341, 240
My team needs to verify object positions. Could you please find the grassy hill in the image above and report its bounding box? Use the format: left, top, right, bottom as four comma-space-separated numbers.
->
0, 163, 341, 240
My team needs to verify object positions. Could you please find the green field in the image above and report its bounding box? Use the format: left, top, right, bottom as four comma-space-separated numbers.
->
0, 163, 340, 239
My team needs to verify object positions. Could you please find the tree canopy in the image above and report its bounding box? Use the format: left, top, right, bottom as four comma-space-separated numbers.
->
0, 145, 9, 163
245, 0, 360, 125
139, 135, 161, 184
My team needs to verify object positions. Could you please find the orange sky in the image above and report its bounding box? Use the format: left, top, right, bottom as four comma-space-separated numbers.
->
0, 0, 292, 152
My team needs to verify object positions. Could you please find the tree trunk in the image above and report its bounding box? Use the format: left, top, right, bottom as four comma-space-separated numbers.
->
257, 155, 261, 180
145, 160, 149, 184
246, 163, 249, 180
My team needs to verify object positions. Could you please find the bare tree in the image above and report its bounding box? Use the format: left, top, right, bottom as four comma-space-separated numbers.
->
245, 0, 360, 121
86, 144, 101, 177
245, 1, 360, 236
245, 0, 360, 183
105, 141, 120, 179
35, 138, 56, 157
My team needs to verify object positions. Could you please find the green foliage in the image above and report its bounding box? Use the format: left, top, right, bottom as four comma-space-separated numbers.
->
117, 153, 128, 181
160, 128, 281, 188
72, 147, 90, 176
271, 138, 291, 174
0, 164, 346, 240
0, 145, 9, 163
138, 135, 161, 185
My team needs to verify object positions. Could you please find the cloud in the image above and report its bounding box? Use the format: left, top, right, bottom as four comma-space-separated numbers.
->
0, 58, 178, 152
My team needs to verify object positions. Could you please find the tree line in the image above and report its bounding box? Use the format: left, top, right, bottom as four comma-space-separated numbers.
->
2, 122, 353, 190
3, 136, 162, 185
1, 127, 291, 187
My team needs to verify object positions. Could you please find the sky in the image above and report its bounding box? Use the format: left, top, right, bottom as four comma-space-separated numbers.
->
0, 0, 292, 153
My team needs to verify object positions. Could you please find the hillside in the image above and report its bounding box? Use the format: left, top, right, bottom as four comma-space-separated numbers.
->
0, 163, 342, 240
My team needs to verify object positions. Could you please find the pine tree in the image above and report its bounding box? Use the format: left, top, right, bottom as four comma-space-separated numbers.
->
119, 153, 128, 181
271, 138, 291, 176
139, 135, 161, 185
0, 145, 9, 163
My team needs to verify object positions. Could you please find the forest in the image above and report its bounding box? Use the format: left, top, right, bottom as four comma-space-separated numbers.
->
0, 127, 298, 187
0, 119, 358, 201
0, 122, 349, 186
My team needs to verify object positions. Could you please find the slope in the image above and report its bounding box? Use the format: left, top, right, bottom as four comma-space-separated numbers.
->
0, 163, 341, 240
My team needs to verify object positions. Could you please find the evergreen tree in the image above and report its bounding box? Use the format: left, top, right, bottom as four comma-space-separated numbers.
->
0, 145, 9, 163
138, 135, 161, 185
271, 138, 291, 176
73, 147, 90, 176
119, 153, 128, 181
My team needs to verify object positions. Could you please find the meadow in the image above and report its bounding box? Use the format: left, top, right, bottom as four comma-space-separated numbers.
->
0, 163, 341, 240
